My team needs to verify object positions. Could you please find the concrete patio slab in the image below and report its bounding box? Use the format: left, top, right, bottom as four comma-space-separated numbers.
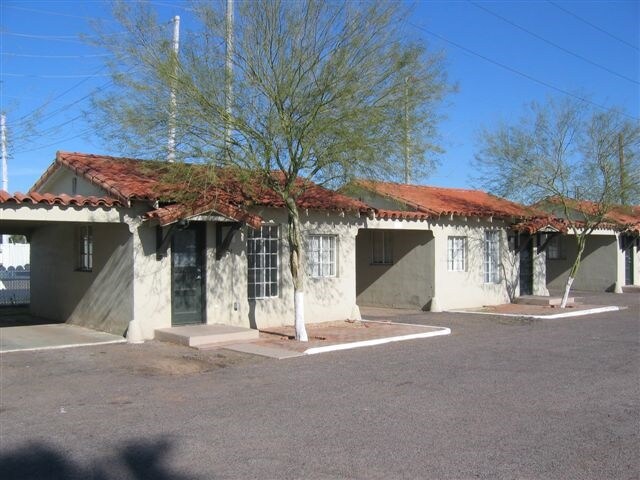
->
0, 323, 125, 353
155, 324, 259, 347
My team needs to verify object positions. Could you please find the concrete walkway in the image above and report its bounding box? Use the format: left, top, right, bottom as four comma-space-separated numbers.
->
1, 323, 125, 353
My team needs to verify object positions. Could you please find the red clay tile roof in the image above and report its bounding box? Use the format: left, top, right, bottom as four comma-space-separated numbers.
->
511, 217, 569, 234
354, 179, 545, 220
31, 151, 369, 226
0, 190, 122, 208
536, 197, 640, 233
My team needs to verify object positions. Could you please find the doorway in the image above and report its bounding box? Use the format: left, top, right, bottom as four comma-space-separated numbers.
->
171, 223, 205, 326
625, 245, 634, 286
519, 235, 534, 296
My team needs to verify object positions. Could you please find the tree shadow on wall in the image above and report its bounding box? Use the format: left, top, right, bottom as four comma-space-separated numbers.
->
0, 437, 202, 480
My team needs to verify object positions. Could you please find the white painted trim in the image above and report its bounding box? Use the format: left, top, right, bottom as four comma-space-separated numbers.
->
448, 305, 621, 319
303, 327, 450, 355
1, 338, 126, 354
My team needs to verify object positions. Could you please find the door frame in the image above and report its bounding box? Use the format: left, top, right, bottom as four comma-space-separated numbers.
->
170, 222, 206, 326
519, 234, 534, 296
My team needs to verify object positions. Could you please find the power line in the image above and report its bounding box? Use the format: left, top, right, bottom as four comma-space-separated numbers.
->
547, 1, 639, 52
9, 65, 111, 125
408, 22, 640, 122
469, 1, 639, 85
1, 52, 112, 59
1, 72, 111, 79
11, 127, 95, 155
2, 4, 116, 22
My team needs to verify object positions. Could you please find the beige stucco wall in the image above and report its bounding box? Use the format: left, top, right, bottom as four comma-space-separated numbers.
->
206, 208, 363, 331
36, 168, 106, 197
358, 217, 546, 310
129, 208, 364, 337
30, 222, 133, 335
546, 233, 620, 292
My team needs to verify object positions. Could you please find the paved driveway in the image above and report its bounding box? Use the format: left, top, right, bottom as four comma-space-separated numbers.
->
1, 292, 638, 479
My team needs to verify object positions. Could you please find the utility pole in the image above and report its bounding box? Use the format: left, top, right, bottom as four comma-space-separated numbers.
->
224, 0, 234, 163
1, 113, 8, 244
618, 132, 627, 205
1, 113, 7, 194
167, 15, 180, 162
403, 77, 411, 184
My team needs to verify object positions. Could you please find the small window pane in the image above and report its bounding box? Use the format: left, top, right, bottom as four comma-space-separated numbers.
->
308, 234, 338, 278
247, 225, 279, 299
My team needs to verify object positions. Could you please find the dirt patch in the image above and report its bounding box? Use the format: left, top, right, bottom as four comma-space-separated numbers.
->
132, 350, 257, 376
492, 316, 542, 326
257, 320, 442, 353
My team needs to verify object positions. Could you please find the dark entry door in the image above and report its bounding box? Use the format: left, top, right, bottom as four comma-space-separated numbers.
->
171, 223, 205, 326
625, 246, 634, 286
519, 235, 534, 296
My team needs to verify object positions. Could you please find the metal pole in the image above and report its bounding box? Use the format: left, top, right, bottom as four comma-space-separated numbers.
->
225, 0, 234, 162
1, 113, 8, 244
618, 132, 626, 205
403, 77, 410, 184
1, 113, 7, 193
167, 15, 180, 162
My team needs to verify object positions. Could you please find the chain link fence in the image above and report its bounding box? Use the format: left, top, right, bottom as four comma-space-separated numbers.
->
0, 268, 30, 306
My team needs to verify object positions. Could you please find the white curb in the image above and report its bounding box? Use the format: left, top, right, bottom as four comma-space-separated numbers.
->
449, 305, 621, 320
304, 326, 451, 355
1, 338, 126, 354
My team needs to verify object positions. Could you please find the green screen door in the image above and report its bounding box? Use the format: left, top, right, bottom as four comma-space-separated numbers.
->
171, 223, 205, 326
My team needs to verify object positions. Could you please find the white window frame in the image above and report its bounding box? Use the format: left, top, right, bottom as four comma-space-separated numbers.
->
484, 230, 500, 283
308, 234, 337, 278
77, 225, 93, 272
371, 230, 393, 265
247, 225, 279, 300
447, 236, 467, 272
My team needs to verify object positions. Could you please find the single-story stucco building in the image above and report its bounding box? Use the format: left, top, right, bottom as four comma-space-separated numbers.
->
342, 180, 564, 312
538, 201, 640, 293
0, 151, 369, 340
5, 151, 632, 343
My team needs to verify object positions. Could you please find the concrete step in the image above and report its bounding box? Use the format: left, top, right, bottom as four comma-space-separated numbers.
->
622, 285, 640, 293
515, 295, 574, 307
155, 324, 259, 347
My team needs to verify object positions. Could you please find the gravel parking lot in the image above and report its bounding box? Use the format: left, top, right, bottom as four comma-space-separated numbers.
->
1, 291, 638, 479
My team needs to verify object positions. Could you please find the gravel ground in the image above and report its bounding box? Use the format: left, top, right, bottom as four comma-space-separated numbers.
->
1, 291, 638, 480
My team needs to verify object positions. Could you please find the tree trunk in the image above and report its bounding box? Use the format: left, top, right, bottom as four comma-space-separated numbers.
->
560, 234, 587, 308
285, 197, 308, 341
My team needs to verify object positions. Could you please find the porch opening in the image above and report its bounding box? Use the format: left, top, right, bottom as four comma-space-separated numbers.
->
355, 228, 434, 310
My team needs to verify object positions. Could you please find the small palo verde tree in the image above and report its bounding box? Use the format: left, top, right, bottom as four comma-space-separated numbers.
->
90, 0, 453, 340
474, 97, 640, 307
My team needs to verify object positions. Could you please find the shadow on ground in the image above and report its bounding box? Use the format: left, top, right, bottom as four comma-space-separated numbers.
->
0, 437, 200, 480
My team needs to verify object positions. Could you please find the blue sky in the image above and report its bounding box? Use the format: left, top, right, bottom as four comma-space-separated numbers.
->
1, 0, 638, 194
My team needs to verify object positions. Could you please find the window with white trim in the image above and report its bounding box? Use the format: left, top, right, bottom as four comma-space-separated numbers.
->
247, 225, 279, 299
484, 230, 500, 283
371, 230, 393, 265
447, 236, 467, 271
308, 234, 337, 278
77, 226, 93, 272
